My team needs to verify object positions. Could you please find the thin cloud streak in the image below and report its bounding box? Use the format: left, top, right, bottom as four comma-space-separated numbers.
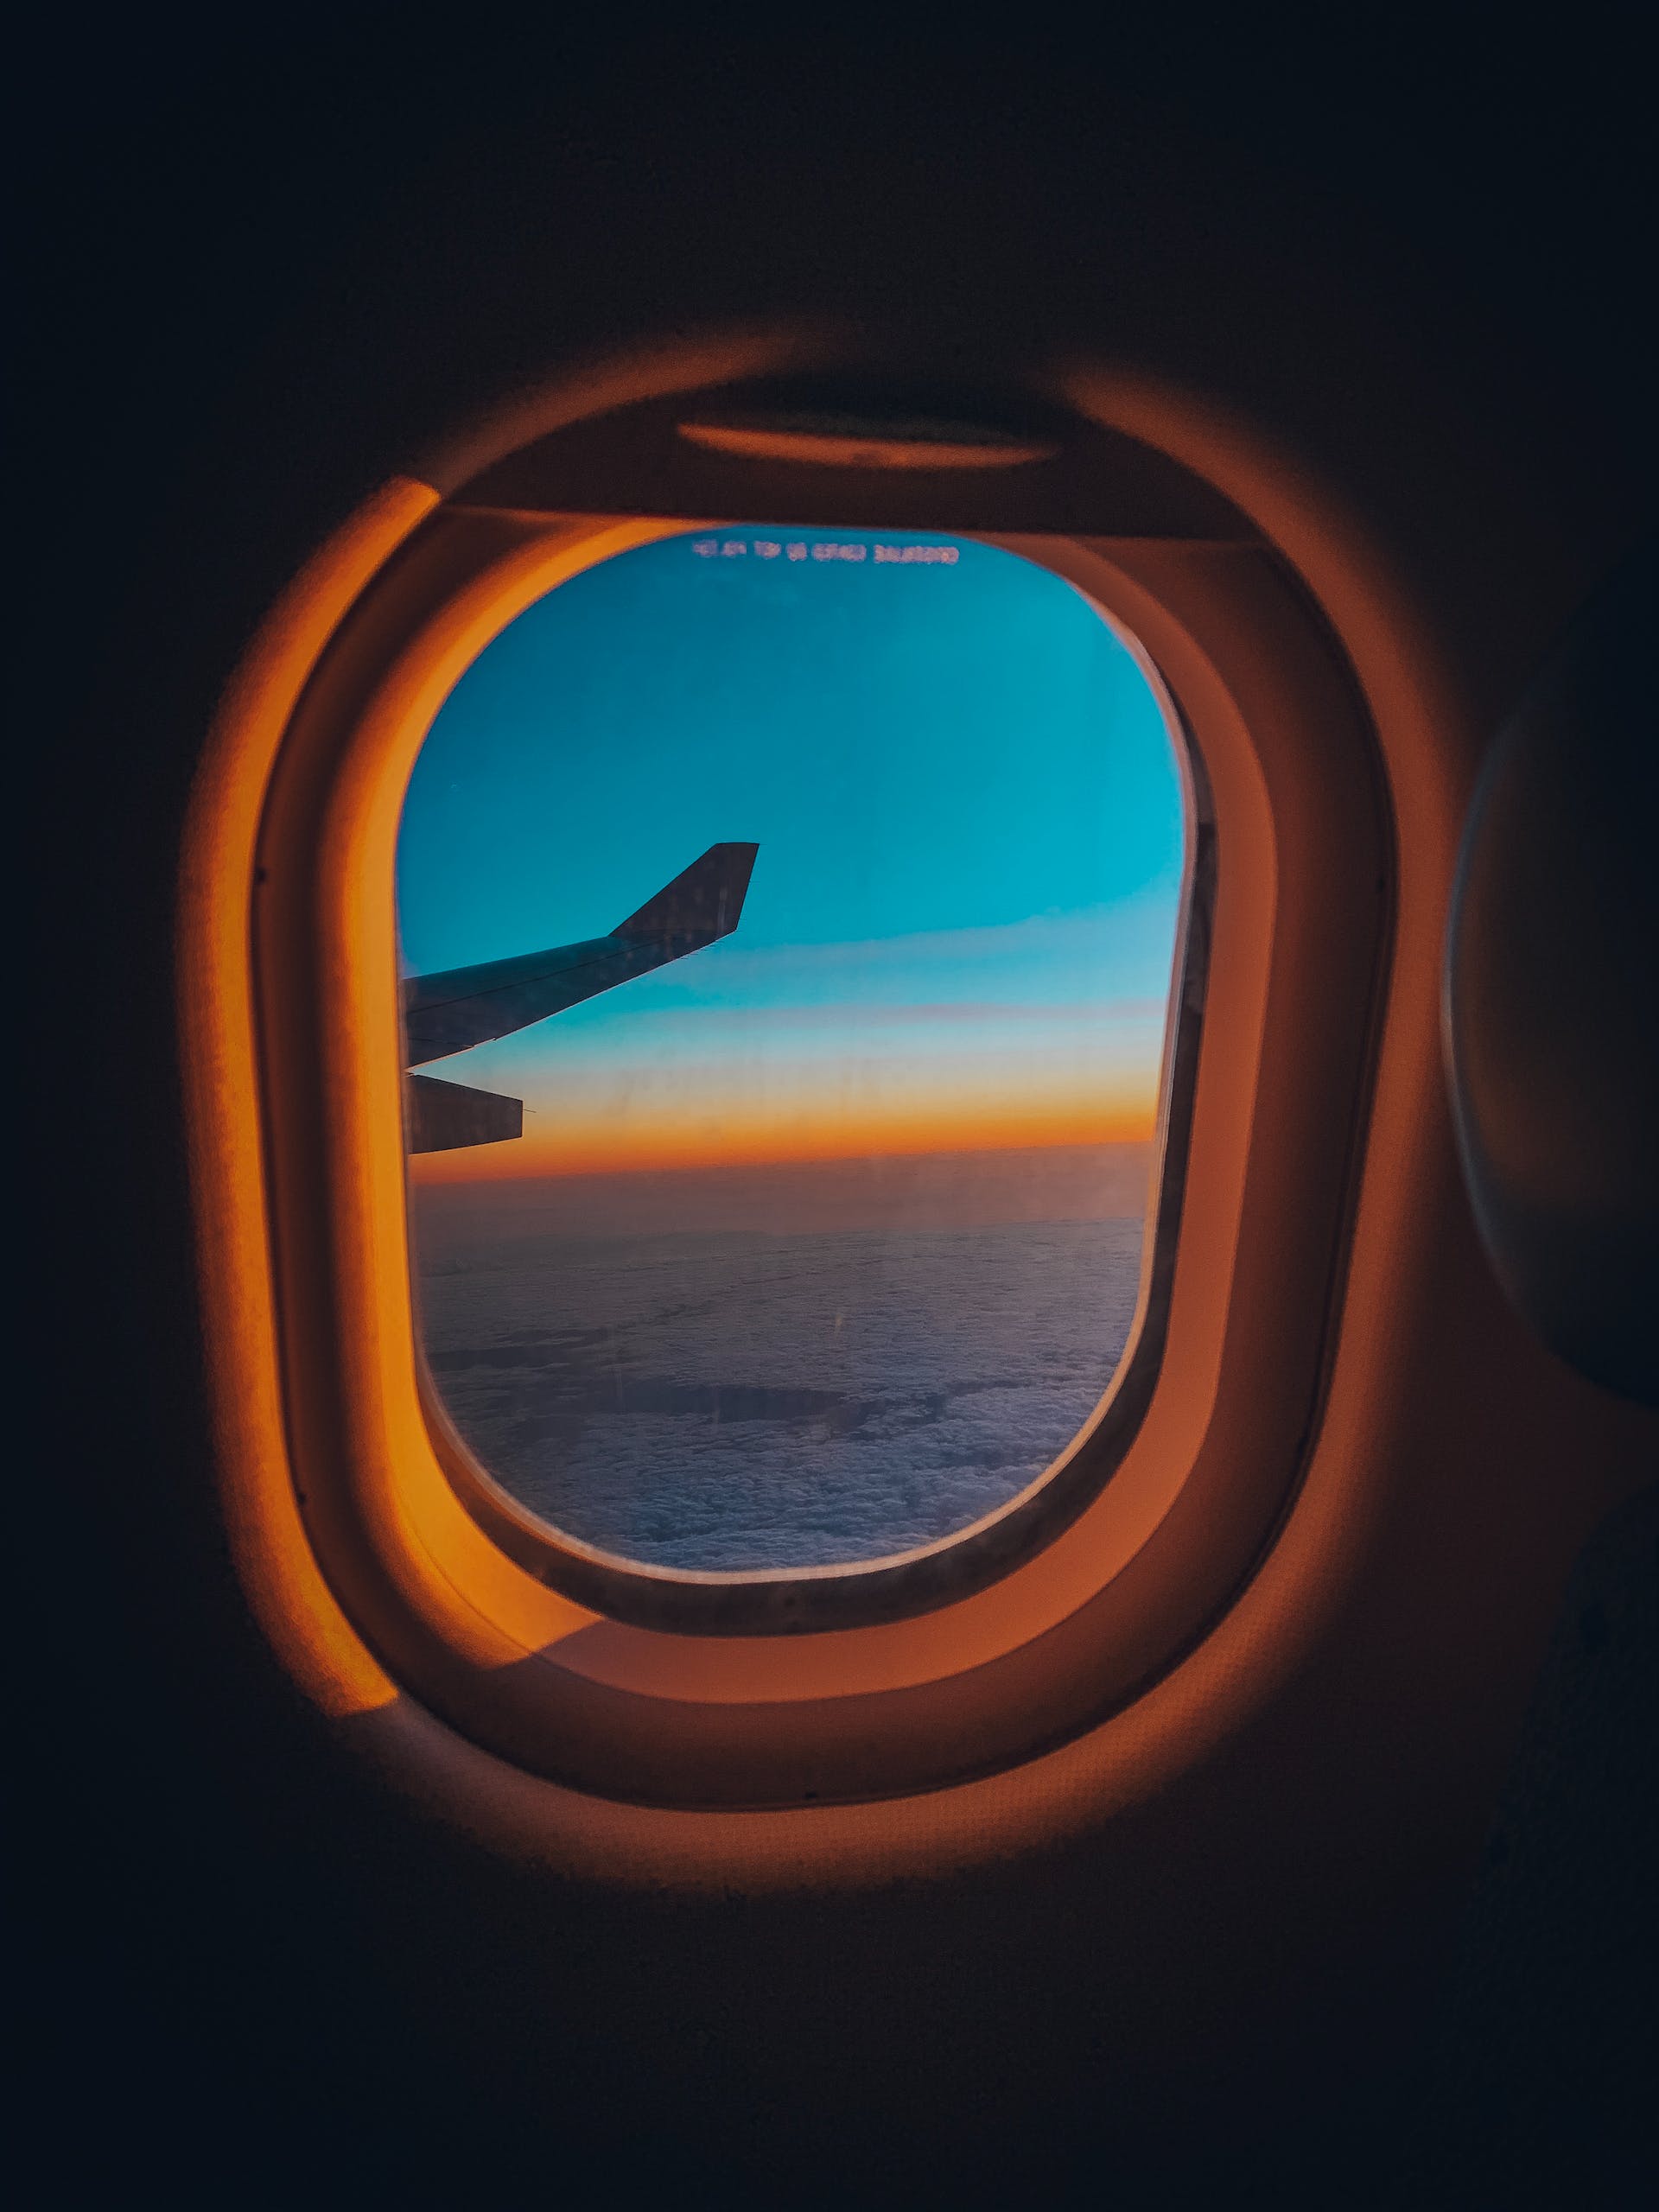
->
545, 994, 1170, 1035
673, 898, 1183, 998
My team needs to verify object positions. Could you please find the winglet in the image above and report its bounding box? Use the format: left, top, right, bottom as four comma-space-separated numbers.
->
613, 842, 759, 948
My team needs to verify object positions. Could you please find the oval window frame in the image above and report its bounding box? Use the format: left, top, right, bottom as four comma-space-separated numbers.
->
179, 335, 1400, 1818
223, 491, 1389, 1809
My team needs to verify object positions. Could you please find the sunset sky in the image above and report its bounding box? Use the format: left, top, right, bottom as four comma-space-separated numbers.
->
397, 526, 1186, 1182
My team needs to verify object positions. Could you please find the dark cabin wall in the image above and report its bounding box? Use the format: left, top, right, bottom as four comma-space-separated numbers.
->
18, 18, 1656, 2205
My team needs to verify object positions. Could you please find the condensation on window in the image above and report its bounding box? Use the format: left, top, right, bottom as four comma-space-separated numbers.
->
397, 526, 1191, 1571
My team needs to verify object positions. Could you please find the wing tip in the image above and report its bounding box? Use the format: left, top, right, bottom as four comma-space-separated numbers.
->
614, 842, 760, 944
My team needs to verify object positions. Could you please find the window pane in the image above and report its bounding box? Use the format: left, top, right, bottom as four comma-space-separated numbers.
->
397, 527, 1189, 1572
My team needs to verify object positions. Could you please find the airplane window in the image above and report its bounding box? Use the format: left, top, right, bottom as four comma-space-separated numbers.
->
397, 526, 1192, 1573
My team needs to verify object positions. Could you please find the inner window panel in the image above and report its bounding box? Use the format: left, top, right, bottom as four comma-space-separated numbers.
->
397, 527, 1191, 1572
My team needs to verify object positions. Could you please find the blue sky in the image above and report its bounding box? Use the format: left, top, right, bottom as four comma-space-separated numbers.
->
396, 526, 1187, 1175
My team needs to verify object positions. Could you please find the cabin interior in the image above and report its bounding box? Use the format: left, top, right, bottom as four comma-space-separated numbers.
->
20, 18, 1656, 2207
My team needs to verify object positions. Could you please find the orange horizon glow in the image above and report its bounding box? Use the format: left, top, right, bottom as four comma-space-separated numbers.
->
410, 1091, 1159, 1185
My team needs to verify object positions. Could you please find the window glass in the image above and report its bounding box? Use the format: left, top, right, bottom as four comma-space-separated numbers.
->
397, 527, 1189, 1570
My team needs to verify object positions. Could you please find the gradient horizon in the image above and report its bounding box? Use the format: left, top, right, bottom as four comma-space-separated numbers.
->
397, 526, 1187, 1191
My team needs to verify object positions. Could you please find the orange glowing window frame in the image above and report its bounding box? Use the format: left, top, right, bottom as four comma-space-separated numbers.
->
179, 378, 1393, 1823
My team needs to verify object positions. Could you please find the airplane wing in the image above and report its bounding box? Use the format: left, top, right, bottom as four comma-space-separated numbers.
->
404, 1073, 524, 1154
401, 842, 759, 1068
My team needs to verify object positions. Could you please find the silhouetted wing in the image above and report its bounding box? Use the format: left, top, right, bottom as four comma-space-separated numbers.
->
612, 839, 760, 950
401, 842, 758, 1066
404, 1073, 524, 1154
